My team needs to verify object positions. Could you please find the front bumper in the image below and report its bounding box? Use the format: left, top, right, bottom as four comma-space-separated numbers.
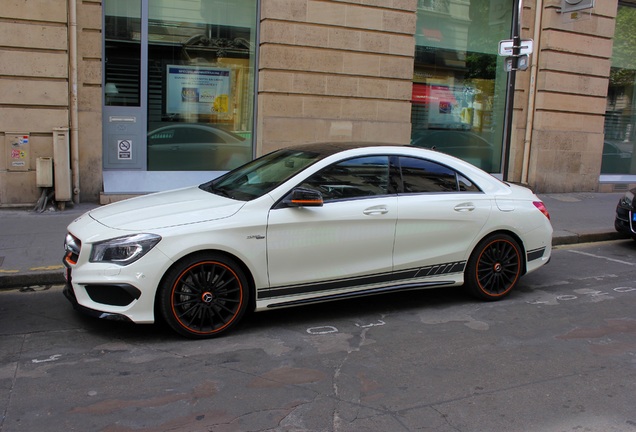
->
615, 203, 636, 237
63, 280, 132, 322
62, 239, 173, 324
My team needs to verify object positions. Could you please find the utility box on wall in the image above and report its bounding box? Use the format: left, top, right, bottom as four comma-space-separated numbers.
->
561, 0, 595, 13
5, 133, 30, 171
36, 157, 54, 187
53, 127, 72, 202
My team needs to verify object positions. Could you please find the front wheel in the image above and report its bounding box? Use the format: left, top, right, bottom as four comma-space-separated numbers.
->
465, 234, 522, 301
158, 253, 250, 338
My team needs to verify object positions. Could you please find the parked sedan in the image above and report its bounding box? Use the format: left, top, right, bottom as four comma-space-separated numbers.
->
63, 143, 553, 338
147, 124, 251, 171
615, 187, 636, 240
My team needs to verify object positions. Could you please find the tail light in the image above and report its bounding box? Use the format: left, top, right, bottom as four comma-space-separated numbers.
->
533, 201, 550, 220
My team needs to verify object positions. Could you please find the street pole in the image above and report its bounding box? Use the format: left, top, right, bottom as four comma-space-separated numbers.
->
502, 0, 522, 179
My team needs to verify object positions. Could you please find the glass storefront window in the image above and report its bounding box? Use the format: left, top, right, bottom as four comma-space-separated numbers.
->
147, 1, 256, 171
103, 0, 257, 173
104, 1, 141, 107
602, 3, 636, 175
412, 0, 513, 173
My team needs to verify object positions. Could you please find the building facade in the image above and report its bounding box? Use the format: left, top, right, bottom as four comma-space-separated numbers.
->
0, 0, 634, 206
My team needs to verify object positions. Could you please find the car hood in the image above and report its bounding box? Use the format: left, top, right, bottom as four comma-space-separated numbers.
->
88, 187, 244, 231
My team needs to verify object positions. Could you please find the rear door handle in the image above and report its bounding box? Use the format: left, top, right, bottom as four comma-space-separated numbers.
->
454, 203, 475, 212
363, 206, 389, 215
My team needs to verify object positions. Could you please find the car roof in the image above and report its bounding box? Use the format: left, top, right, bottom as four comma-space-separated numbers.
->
281, 142, 406, 157
267, 142, 509, 197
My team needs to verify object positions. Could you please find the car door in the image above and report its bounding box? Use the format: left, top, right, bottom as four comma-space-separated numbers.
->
265, 155, 398, 299
392, 156, 492, 273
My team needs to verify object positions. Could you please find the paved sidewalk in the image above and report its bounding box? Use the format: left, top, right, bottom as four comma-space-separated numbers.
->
0, 192, 629, 290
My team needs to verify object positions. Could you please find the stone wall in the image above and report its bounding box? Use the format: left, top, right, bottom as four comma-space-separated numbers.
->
0, 0, 103, 206
0, 0, 70, 205
509, 0, 616, 192
257, 0, 418, 156
0, 0, 627, 204
76, 0, 103, 203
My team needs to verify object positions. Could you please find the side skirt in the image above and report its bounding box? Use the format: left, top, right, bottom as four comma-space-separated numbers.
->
265, 280, 457, 309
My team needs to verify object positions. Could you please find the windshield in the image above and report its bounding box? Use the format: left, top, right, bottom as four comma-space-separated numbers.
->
199, 149, 323, 201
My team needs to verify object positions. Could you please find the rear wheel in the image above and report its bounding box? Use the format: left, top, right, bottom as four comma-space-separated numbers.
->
465, 234, 522, 300
158, 253, 250, 338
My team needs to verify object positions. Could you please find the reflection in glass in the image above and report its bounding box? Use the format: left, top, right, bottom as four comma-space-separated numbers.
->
147, 0, 256, 171
411, 0, 512, 173
602, 3, 636, 175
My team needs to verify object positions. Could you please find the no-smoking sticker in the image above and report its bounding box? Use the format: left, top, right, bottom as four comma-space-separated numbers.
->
117, 139, 132, 160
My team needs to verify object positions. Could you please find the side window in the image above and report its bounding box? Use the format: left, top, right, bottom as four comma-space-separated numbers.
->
300, 156, 390, 201
399, 157, 480, 193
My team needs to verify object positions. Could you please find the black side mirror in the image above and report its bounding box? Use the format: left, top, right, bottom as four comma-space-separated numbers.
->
286, 187, 323, 207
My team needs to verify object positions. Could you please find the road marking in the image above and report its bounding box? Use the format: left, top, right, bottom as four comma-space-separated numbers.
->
567, 250, 636, 266
30, 265, 64, 271
307, 326, 338, 335
32, 354, 62, 364
355, 320, 385, 328
615, 287, 636, 293
556, 295, 578, 301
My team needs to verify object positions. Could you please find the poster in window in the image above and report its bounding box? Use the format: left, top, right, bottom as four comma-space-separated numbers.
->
166, 65, 231, 116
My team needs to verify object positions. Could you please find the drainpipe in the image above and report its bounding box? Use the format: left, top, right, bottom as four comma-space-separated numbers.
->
521, 0, 544, 185
69, 0, 80, 203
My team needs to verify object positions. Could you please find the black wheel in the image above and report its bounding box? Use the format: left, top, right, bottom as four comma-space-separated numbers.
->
465, 234, 522, 300
158, 253, 250, 338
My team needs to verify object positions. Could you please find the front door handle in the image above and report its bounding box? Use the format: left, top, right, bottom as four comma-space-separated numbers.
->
363, 206, 389, 215
454, 203, 475, 212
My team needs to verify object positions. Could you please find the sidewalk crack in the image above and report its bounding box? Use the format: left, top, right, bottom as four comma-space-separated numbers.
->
1, 334, 26, 432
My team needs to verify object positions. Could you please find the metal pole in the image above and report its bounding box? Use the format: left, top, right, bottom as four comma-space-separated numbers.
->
69, 0, 80, 203
502, 0, 522, 179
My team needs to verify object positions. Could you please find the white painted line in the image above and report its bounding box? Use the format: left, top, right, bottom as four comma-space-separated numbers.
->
32, 354, 62, 364
615, 287, 636, 293
567, 250, 636, 266
355, 320, 385, 328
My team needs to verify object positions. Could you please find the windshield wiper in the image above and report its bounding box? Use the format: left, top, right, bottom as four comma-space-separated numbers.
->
199, 182, 233, 199
213, 187, 235, 199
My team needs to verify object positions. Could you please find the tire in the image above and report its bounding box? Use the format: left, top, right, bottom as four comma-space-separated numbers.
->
158, 253, 250, 338
465, 234, 522, 301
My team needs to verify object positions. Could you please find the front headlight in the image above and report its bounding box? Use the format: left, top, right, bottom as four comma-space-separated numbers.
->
90, 234, 162, 266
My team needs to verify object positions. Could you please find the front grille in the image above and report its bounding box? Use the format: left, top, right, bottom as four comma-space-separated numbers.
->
85, 284, 141, 306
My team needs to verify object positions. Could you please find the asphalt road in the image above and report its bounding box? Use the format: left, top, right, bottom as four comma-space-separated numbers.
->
2, 240, 636, 432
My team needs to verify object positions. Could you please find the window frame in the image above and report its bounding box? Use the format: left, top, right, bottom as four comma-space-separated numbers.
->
297, 155, 396, 203
393, 155, 483, 195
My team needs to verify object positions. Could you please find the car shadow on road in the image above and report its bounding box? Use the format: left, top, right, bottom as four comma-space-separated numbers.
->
66, 283, 532, 341
242, 285, 476, 332
63, 285, 472, 340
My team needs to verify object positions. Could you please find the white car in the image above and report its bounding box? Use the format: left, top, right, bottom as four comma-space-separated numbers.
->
63, 143, 552, 338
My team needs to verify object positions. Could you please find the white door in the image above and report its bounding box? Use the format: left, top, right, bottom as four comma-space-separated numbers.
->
265, 155, 397, 299
392, 156, 492, 272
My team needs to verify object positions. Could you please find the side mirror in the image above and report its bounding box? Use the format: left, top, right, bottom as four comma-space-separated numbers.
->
287, 187, 323, 207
